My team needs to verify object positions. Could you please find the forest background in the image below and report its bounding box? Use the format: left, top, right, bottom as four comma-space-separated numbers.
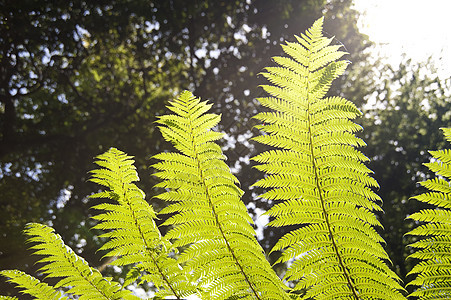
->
1, 0, 450, 296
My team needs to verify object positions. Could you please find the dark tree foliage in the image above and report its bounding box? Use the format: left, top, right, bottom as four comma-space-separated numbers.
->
360, 58, 451, 284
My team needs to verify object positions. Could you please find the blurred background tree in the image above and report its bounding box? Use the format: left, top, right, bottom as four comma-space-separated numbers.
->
1, 0, 450, 297
360, 57, 451, 282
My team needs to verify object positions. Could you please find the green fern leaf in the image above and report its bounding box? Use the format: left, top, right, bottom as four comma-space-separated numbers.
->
0, 269, 67, 300
153, 90, 289, 300
22, 222, 138, 300
252, 17, 405, 299
406, 127, 451, 299
89, 148, 195, 299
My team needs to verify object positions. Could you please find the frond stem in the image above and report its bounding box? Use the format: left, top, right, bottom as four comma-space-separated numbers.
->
62, 246, 112, 299
121, 183, 182, 300
190, 119, 262, 300
306, 72, 360, 300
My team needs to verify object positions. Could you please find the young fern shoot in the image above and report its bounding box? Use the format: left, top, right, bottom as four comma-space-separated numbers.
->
252, 17, 406, 299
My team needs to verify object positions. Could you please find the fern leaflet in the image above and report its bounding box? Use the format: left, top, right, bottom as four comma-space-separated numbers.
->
252, 17, 405, 299
14, 223, 138, 300
153, 91, 289, 300
406, 127, 451, 299
0, 269, 67, 300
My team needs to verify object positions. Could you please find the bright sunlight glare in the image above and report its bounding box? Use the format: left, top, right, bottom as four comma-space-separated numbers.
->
353, 0, 451, 77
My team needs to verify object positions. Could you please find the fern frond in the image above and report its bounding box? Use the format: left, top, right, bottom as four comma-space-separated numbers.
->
406, 127, 451, 299
22, 223, 138, 300
153, 91, 289, 300
89, 148, 195, 299
252, 17, 405, 299
0, 269, 67, 300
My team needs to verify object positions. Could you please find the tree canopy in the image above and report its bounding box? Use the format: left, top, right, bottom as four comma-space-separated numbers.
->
361, 58, 451, 282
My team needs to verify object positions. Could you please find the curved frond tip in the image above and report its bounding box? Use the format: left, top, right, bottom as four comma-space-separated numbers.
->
22, 222, 138, 299
0, 269, 67, 300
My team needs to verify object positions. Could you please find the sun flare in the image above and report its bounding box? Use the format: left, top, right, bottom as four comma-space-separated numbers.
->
354, 0, 451, 76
